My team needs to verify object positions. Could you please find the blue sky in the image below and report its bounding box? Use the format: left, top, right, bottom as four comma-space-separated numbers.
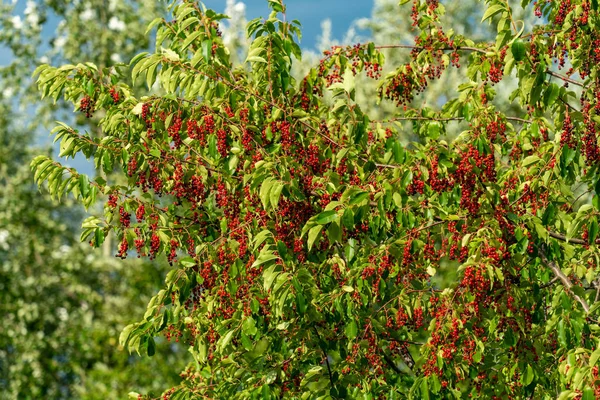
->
0, 1, 373, 66
203, 0, 372, 48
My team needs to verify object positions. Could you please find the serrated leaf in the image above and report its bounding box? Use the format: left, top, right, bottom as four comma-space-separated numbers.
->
219, 329, 235, 351
523, 364, 534, 385
349, 191, 369, 205
247, 55, 267, 63
522, 155, 540, 167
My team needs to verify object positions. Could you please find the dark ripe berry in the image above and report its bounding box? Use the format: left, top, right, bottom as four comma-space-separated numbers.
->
167, 239, 178, 264
107, 194, 118, 208
116, 235, 128, 259
149, 233, 160, 259
119, 206, 131, 228
127, 156, 138, 177
554, 0, 572, 26
136, 203, 145, 221
560, 112, 575, 149
141, 103, 150, 120
217, 128, 229, 157
79, 95, 94, 118
168, 115, 183, 148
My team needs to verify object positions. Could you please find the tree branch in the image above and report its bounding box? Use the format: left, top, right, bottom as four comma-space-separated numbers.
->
382, 351, 403, 374
375, 44, 488, 55
538, 246, 590, 313
312, 327, 335, 390
538, 277, 558, 290
547, 70, 587, 89
378, 115, 532, 124
548, 231, 593, 245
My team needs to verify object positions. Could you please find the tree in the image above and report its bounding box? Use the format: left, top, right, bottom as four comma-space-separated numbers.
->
31, 0, 600, 398
0, 1, 188, 399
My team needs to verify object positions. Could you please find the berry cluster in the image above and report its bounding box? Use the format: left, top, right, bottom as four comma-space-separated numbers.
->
79, 95, 94, 118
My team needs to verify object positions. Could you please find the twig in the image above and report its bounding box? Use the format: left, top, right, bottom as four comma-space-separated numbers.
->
547, 70, 587, 89
538, 246, 590, 313
378, 115, 532, 124
375, 44, 488, 55
382, 352, 403, 374
548, 231, 590, 245
538, 277, 558, 289
312, 327, 335, 390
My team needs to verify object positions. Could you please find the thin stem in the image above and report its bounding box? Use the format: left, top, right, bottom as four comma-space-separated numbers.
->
375, 44, 489, 55
538, 246, 590, 313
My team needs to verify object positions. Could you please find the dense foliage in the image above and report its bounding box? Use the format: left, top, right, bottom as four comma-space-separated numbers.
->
32, 0, 600, 398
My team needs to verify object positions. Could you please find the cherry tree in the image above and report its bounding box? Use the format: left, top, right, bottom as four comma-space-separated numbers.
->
32, 0, 600, 398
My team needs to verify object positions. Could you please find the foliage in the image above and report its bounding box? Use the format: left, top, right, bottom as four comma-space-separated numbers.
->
32, 0, 600, 398
0, 119, 186, 399
0, 1, 187, 399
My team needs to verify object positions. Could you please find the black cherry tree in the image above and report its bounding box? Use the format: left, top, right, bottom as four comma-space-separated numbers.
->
32, 0, 600, 398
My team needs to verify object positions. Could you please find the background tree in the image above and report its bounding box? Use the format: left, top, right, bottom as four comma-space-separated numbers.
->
0, 1, 187, 399
31, 0, 600, 399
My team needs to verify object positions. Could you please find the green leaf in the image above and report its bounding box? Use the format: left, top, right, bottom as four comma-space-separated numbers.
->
558, 319, 567, 347
522, 364, 534, 385
342, 68, 355, 95
481, 4, 505, 22
146, 60, 159, 90
522, 155, 540, 167
328, 221, 342, 243
182, 31, 202, 52
296, 293, 307, 314
252, 248, 279, 269
345, 320, 358, 339
78, 174, 90, 198
147, 336, 156, 356
315, 210, 338, 225
420, 378, 431, 400
342, 208, 355, 229
242, 317, 258, 336
542, 203, 556, 225
253, 229, 273, 251
262, 264, 280, 291
307, 225, 323, 251
219, 329, 236, 351
511, 40, 526, 61
349, 191, 370, 205
260, 178, 274, 210
544, 83, 560, 106
583, 387, 595, 400
201, 39, 212, 63
591, 348, 600, 367
593, 195, 600, 211
270, 182, 284, 209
